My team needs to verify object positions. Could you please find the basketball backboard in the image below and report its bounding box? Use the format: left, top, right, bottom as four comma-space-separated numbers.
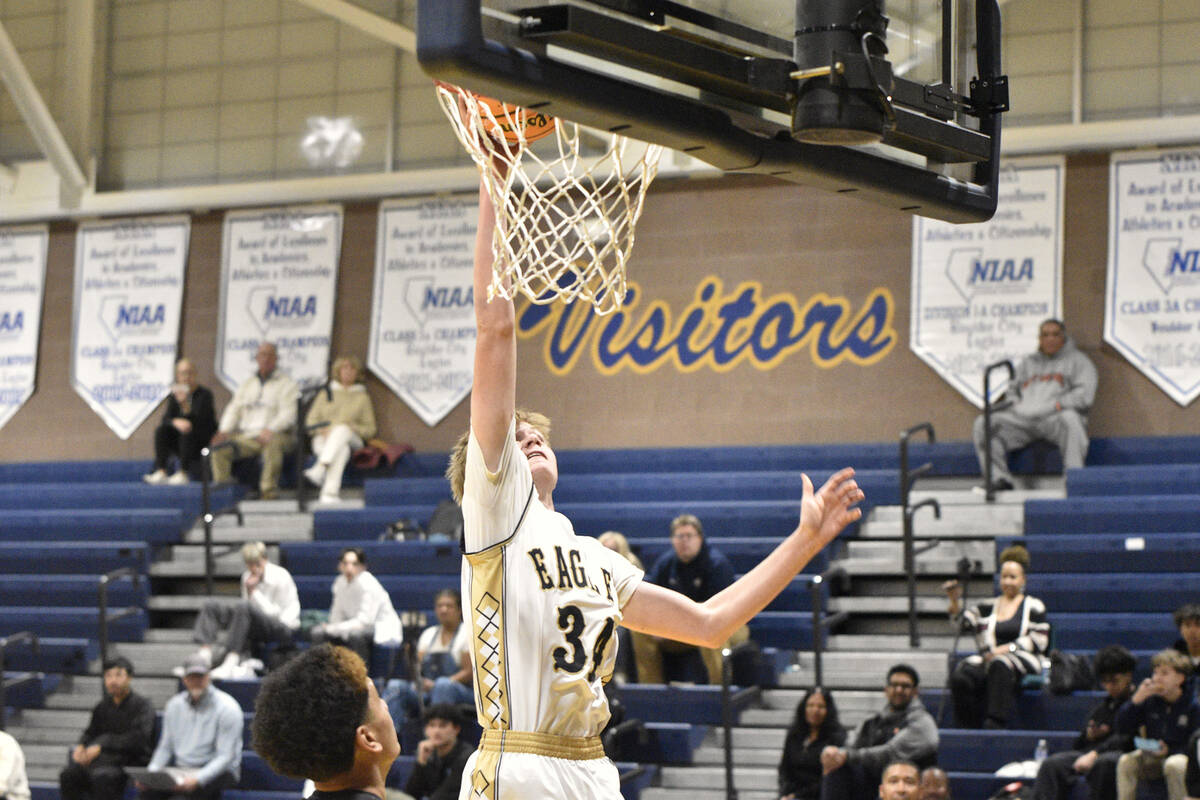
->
417, 0, 1008, 222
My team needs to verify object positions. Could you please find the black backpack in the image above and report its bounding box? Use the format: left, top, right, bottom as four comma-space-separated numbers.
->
1048, 649, 1095, 694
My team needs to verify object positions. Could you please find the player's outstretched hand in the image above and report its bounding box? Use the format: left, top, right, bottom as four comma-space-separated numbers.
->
798, 468, 863, 548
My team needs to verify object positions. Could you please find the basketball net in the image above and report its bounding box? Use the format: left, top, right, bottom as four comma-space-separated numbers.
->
435, 83, 662, 315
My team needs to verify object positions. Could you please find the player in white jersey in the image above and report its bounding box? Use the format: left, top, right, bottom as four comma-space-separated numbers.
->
445, 163, 864, 800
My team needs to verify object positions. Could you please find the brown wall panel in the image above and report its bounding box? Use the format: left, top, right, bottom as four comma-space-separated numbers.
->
0, 154, 1194, 464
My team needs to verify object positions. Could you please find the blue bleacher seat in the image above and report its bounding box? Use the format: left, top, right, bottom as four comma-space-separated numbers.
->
0, 575, 147, 607
938, 729, 1075, 771
280, 541, 461, 576
0, 482, 240, 518
1067, 464, 1200, 497
0, 509, 187, 542
1024, 495, 1200, 535
1, 637, 97, 674
0, 542, 148, 574
239, 752, 305, 792
620, 684, 754, 725
2, 672, 61, 709
0, 606, 147, 642
628, 537, 831, 576
1049, 613, 1176, 651
1026, 573, 1199, 613
998, 534, 1200, 573
293, 574, 462, 612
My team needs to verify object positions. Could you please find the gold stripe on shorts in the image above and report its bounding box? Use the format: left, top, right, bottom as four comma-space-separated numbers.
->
479, 729, 606, 760
468, 746, 501, 800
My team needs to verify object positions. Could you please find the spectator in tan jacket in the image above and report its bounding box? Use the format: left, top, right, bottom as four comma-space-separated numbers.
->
303, 356, 377, 504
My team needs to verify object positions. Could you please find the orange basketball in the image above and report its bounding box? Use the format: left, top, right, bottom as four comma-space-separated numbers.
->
475, 95, 557, 144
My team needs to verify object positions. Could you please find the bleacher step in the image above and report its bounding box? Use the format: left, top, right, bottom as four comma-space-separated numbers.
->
907, 484, 1064, 504
870, 502, 1024, 524
147, 595, 240, 613
44, 677, 180, 710
143, 628, 198, 644
826, 633, 955, 650
828, 596, 949, 614
13, 709, 90, 730
2, 724, 79, 745
844, 539, 994, 563
642, 790, 775, 800
691, 746, 778, 766
777, 651, 948, 690
658, 765, 774, 790
90, 641, 197, 675
182, 520, 312, 544
860, 516, 1022, 538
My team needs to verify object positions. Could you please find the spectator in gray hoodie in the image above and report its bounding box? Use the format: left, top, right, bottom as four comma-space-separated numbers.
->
973, 319, 1098, 493
820, 664, 939, 800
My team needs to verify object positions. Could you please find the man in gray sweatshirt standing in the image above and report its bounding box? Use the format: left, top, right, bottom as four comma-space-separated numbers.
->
973, 318, 1098, 493
820, 664, 939, 800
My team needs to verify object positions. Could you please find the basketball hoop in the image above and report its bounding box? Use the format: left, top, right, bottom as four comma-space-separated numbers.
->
435, 83, 662, 315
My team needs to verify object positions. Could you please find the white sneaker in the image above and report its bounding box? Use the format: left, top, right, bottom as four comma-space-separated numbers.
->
317, 493, 340, 505
210, 652, 240, 680
166, 471, 189, 485
142, 469, 168, 485
303, 464, 327, 487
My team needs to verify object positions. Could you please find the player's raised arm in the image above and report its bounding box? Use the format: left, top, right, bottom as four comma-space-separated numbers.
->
469, 171, 516, 472
622, 468, 863, 648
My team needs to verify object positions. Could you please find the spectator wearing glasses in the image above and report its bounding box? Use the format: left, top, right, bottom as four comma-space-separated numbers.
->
819, 664, 938, 800
632, 514, 748, 685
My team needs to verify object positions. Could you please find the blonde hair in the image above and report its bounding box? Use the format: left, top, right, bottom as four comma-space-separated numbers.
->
446, 409, 551, 503
598, 531, 644, 571
330, 355, 363, 383
1152, 648, 1193, 676
241, 541, 267, 564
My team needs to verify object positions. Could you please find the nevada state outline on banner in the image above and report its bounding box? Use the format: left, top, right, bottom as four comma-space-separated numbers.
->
216, 205, 342, 392
72, 216, 190, 439
1106, 147, 1200, 406
0, 225, 48, 431
911, 158, 1065, 408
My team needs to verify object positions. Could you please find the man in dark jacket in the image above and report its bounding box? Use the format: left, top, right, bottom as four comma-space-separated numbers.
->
402, 705, 472, 800
59, 656, 156, 800
1032, 645, 1136, 800
632, 514, 748, 684
820, 665, 939, 800
972, 319, 1097, 493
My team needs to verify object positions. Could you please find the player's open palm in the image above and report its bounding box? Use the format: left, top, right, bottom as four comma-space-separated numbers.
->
799, 468, 863, 548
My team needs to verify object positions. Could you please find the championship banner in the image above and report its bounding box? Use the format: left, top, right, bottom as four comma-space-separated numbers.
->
911, 158, 1065, 407
216, 205, 342, 392
1106, 147, 1200, 407
0, 225, 48, 431
71, 216, 190, 439
369, 197, 477, 427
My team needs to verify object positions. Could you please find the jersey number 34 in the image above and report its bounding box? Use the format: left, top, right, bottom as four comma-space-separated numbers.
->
553, 604, 617, 683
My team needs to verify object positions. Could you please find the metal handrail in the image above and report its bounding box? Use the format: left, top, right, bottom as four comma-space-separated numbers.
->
720, 639, 761, 800
810, 565, 850, 689
98, 568, 142, 670
899, 422, 935, 513
0, 631, 40, 730
903, 499, 942, 647
982, 359, 1016, 502
199, 440, 244, 596
937, 555, 979, 725
294, 383, 331, 512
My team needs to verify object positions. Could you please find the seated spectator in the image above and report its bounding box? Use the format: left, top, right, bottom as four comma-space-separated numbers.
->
918, 767, 950, 800
778, 687, 846, 800
144, 358, 217, 485
944, 544, 1049, 728
1172, 604, 1200, 690
303, 355, 377, 504
251, 645, 400, 800
385, 589, 472, 733
137, 654, 242, 800
879, 761, 921, 800
1032, 645, 1136, 800
310, 547, 401, 665
60, 656, 155, 800
190, 542, 300, 679
401, 704, 473, 800
598, 531, 645, 683
632, 514, 748, 685
209, 341, 298, 500
972, 318, 1097, 493
1115, 649, 1200, 800
0, 729, 30, 800
819, 664, 938, 800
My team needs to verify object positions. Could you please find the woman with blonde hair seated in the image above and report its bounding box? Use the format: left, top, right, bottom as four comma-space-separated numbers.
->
303, 356, 377, 503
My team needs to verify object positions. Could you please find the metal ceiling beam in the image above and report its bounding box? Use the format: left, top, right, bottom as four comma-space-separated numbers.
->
0, 19, 88, 205
289, 0, 416, 54
60, 0, 97, 178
